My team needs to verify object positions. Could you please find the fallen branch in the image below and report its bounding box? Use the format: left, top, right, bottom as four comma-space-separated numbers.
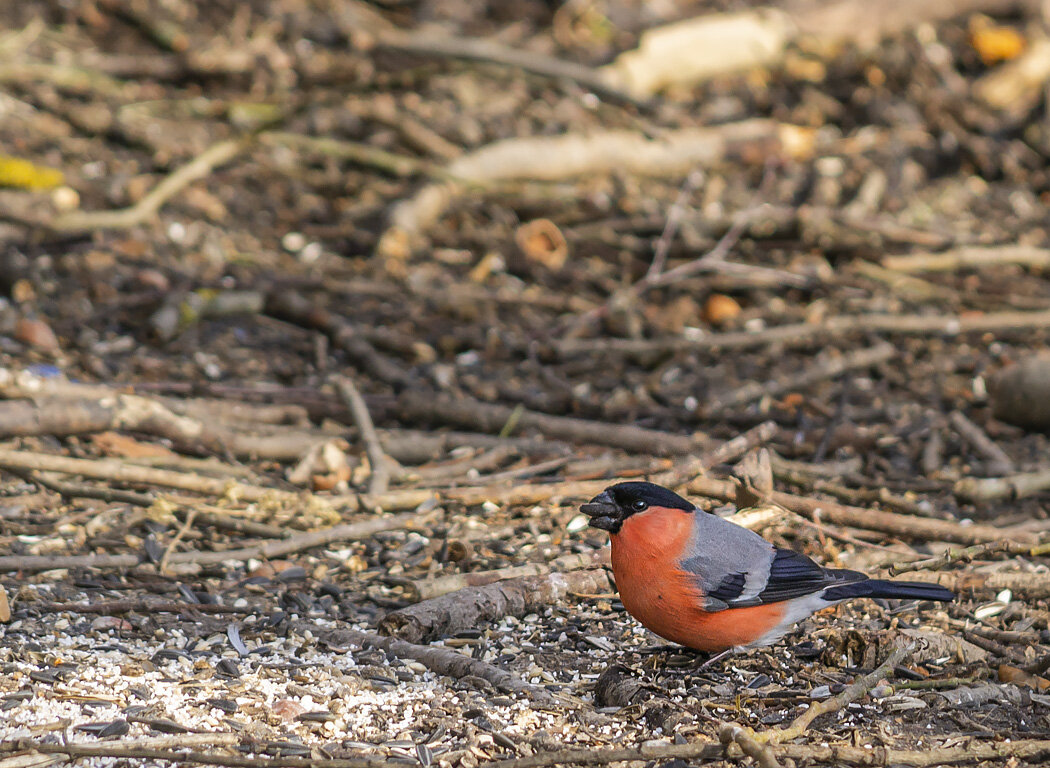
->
264, 291, 411, 388
313, 625, 554, 704
681, 475, 1023, 546
483, 741, 721, 768
373, 27, 641, 107
378, 568, 611, 643
659, 420, 778, 488
8, 733, 241, 753
0, 512, 416, 573
887, 540, 1042, 576
555, 308, 1050, 359
38, 599, 255, 615
0, 395, 328, 461
49, 136, 251, 232
776, 740, 1050, 767
394, 390, 707, 456
5, 745, 384, 768
0, 447, 295, 503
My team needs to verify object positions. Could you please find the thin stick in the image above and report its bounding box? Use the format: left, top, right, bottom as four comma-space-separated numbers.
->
755, 644, 911, 744
660, 420, 778, 488
646, 169, 705, 280
7, 746, 385, 768
555, 308, 1050, 359
377, 29, 644, 108
719, 724, 782, 768
0, 513, 417, 572
887, 540, 1035, 576
39, 599, 256, 615
158, 508, 197, 575
50, 137, 251, 232
334, 376, 392, 495
0, 447, 293, 503
948, 410, 1015, 476
704, 342, 895, 415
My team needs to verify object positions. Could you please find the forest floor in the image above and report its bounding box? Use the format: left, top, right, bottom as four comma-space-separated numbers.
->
2, 1, 1050, 766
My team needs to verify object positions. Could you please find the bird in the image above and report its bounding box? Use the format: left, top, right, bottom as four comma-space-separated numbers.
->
580, 481, 954, 654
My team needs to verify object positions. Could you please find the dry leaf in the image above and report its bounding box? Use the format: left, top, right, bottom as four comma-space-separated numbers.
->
0, 155, 64, 189
702, 294, 742, 326
92, 431, 179, 459
515, 219, 568, 271
970, 19, 1026, 65
999, 663, 1050, 690
14, 318, 60, 352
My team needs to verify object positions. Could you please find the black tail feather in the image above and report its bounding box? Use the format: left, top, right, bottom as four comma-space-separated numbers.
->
822, 579, 954, 603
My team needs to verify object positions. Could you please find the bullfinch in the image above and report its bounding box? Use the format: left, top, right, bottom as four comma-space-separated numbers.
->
581, 481, 954, 653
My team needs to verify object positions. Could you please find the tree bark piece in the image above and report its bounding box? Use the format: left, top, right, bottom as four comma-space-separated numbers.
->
378, 568, 611, 643
406, 550, 610, 601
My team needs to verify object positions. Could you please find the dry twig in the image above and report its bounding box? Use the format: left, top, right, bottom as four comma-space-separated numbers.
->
50, 137, 251, 232
333, 376, 393, 495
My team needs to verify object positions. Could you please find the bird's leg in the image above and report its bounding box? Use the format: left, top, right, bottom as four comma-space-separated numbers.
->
693, 646, 742, 670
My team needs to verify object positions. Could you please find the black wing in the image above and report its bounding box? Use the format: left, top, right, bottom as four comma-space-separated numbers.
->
753, 548, 865, 604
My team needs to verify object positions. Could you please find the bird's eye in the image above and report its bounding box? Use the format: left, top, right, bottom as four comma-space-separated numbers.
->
631, 499, 648, 511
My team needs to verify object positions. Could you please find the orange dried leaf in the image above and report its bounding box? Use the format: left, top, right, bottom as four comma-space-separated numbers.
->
702, 294, 742, 326
14, 318, 60, 352
998, 663, 1050, 690
515, 219, 569, 270
971, 24, 1026, 65
92, 432, 178, 459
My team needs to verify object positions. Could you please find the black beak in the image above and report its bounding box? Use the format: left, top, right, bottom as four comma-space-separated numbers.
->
580, 490, 621, 532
